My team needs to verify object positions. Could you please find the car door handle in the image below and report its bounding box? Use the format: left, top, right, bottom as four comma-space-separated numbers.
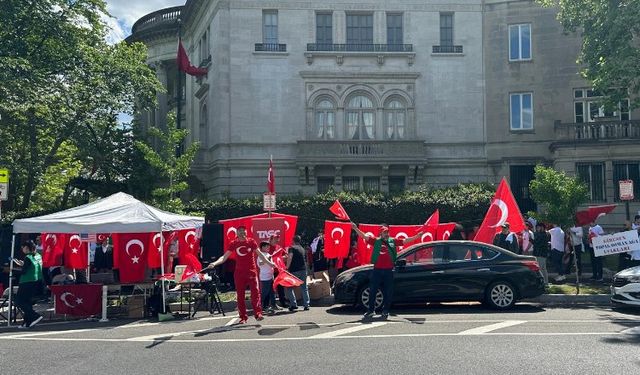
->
431, 271, 445, 274
477, 268, 491, 272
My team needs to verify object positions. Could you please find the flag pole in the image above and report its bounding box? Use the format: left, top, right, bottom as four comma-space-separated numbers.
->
159, 226, 167, 314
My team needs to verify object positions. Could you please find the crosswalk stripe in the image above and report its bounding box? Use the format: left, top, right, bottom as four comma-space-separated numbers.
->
309, 322, 387, 339
458, 320, 527, 335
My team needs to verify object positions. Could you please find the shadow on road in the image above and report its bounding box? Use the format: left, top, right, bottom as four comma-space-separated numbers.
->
325, 302, 545, 316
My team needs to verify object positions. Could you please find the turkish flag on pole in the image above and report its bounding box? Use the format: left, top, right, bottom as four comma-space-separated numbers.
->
41, 233, 65, 267
324, 221, 352, 259
474, 178, 525, 244
51, 284, 102, 316
113, 233, 151, 283
420, 209, 440, 232
437, 222, 457, 240
329, 200, 351, 221
273, 270, 303, 290
178, 228, 200, 263
389, 225, 422, 251
267, 157, 275, 194
63, 234, 88, 269
147, 232, 172, 269
356, 224, 381, 265
575, 204, 617, 226
177, 39, 208, 76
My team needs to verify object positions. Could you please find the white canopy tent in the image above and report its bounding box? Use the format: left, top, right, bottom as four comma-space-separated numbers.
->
8, 192, 204, 325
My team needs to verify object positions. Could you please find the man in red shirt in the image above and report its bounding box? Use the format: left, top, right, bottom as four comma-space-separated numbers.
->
207, 226, 274, 323
352, 223, 423, 320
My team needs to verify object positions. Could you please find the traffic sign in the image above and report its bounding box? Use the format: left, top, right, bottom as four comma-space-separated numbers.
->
619, 180, 634, 201
0, 169, 8, 183
0, 182, 7, 201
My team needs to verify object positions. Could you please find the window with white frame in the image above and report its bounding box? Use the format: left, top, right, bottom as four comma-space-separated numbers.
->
346, 14, 373, 46
384, 99, 406, 139
573, 88, 630, 123
314, 99, 335, 139
263, 10, 278, 44
509, 24, 531, 61
576, 163, 606, 202
346, 95, 375, 140
510, 92, 533, 130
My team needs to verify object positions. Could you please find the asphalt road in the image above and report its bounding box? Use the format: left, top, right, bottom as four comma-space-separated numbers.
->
1, 303, 639, 374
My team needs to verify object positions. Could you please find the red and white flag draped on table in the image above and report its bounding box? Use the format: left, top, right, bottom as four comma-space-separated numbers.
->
267, 157, 275, 194
147, 232, 173, 269
63, 234, 88, 269
113, 233, 152, 283
474, 178, 525, 244
177, 39, 208, 76
51, 284, 102, 316
329, 200, 351, 221
178, 228, 200, 263
575, 204, 617, 226
323, 220, 352, 259
389, 225, 422, 252
437, 222, 457, 240
356, 224, 381, 265
219, 213, 299, 256
41, 233, 65, 267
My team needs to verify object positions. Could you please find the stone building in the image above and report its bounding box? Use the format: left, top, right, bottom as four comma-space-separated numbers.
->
127, 0, 640, 224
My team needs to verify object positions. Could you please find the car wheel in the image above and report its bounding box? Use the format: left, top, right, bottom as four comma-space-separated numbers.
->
358, 286, 384, 311
485, 281, 516, 310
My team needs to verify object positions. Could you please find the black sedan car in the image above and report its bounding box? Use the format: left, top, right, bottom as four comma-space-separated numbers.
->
334, 240, 545, 310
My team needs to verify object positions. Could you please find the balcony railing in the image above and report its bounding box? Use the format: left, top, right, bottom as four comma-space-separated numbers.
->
432, 45, 463, 54
131, 6, 182, 35
554, 120, 640, 143
296, 140, 426, 161
255, 43, 287, 52
306, 43, 413, 52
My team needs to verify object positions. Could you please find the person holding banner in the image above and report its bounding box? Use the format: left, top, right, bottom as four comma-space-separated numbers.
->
206, 226, 275, 323
351, 223, 423, 320
588, 220, 605, 281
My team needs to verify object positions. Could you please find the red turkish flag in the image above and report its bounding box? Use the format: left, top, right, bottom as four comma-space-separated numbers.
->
269, 212, 298, 247
113, 233, 151, 283
575, 204, 617, 226
389, 225, 422, 251
219, 215, 257, 259
63, 234, 88, 269
474, 178, 525, 244
51, 284, 102, 316
178, 228, 200, 263
357, 224, 381, 265
421, 209, 440, 232
41, 233, 65, 267
267, 157, 275, 194
437, 222, 457, 240
273, 269, 303, 290
179, 252, 203, 273
147, 232, 172, 269
418, 226, 438, 244
329, 200, 351, 221
177, 39, 208, 76
324, 221, 352, 259
96, 233, 109, 243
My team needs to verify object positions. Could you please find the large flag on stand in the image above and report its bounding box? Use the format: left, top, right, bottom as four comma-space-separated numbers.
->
356, 224, 381, 265
267, 157, 275, 194
147, 232, 173, 269
268, 212, 298, 247
113, 233, 152, 283
177, 39, 208, 76
474, 178, 525, 244
51, 284, 102, 316
324, 221, 352, 259
389, 225, 422, 251
63, 234, 88, 269
329, 200, 351, 221
41, 233, 65, 267
219, 213, 299, 258
575, 204, 617, 226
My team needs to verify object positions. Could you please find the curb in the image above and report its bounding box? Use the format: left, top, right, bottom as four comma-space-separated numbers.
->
524, 294, 611, 305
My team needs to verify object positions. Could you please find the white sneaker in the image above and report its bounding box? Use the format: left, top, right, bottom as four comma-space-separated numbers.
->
29, 316, 43, 328
17, 324, 26, 329
555, 275, 566, 282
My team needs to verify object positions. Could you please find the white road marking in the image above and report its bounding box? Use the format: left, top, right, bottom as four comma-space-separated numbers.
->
225, 318, 239, 326
458, 320, 527, 335
309, 322, 387, 339
1, 328, 97, 339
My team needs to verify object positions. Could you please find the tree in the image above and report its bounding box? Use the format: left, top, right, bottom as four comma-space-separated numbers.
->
135, 112, 200, 212
0, 0, 161, 214
538, 0, 640, 108
529, 165, 589, 228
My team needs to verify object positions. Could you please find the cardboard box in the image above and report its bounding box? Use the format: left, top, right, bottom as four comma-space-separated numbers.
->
175, 265, 187, 283
309, 280, 331, 300
313, 271, 330, 283
127, 295, 146, 318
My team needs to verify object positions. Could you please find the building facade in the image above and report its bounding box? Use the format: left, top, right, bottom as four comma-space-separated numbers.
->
128, 0, 640, 224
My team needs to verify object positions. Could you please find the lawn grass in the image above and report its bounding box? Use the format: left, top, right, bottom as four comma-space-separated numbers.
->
547, 283, 610, 295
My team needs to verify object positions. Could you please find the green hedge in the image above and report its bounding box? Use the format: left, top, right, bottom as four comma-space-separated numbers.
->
186, 183, 496, 243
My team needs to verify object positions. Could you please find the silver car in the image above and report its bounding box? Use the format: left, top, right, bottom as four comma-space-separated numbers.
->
611, 266, 640, 307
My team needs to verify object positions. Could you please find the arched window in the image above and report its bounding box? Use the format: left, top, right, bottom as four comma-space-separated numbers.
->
384, 99, 406, 139
346, 95, 374, 139
314, 99, 335, 139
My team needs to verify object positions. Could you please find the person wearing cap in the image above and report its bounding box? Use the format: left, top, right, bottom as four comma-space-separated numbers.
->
493, 222, 519, 253
12, 240, 44, 328
351, 223, 423, 320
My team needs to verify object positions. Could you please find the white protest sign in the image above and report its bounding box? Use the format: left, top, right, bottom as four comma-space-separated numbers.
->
593, 230, 640, 257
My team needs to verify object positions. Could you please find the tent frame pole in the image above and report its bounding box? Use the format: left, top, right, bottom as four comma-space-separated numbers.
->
7, 234, 16, 327
159, 224, 166, 313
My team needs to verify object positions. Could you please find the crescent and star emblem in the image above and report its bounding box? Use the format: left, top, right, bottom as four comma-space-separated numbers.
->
45, 234, 56, 252
365, 232, 374, 249
284, 220, 290, 231
236, 246, 249, 257
226, 227, 237, 240
442, 231, 451, 240
60, 292, 83, 308
152, 233, 162, 252
184, 230, 197, 249
395, 232, 408, 240
125, 239, 145, 264
489, 199, 509, 228
331, 227, 344, 245
69, 235, 81, 254
421, 233, 434, 242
